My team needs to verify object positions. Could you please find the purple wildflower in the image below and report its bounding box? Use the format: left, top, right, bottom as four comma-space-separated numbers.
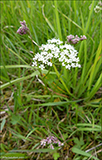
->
40, 135, 64, 149
80, 35, 87, 41
71, 38, 79, 44
67, 35, 75, 42
17, 20, 29, 35
41, 139, 47, 146
67, 34, 87, 44
30, 51, 34, 53
20, 20, 26, 26
58, 141, 64, 147
50, 144, 54, 149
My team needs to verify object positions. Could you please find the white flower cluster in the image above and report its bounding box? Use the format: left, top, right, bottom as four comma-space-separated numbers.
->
89, 1, 102, 13
32, 38, 81, 70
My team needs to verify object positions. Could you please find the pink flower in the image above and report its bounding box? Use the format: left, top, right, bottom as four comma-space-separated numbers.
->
80, 35, 87, 41
67, 35, 75, 42
67, 34, 87, 44
17, 20, 29, 35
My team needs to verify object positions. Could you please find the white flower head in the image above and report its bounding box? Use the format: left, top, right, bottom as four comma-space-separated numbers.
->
32, 38, 81, 70
39, 64, 45, 70
94, 5, 102, 13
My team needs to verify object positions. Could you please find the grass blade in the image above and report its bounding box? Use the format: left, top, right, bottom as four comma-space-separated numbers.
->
0, 71, 40, 90
54, 0, 62, 40
72, 147, 99, 160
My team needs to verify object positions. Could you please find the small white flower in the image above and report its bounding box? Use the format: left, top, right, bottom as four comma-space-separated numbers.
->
47, 53, 53, 59
47, 62, 52, 66
76, 64, 81, 68
66, 64, 71, 70
59, 56, 65, 62
62, 62, 65, 66
94, 5, 102, 13
54, 53, 59, 58
32, 61, 37, 66
48, 38, 63, 45
71, 63, 76, 67
75, 57, 79, 62
39, 64, 45, 70
41, 51, 47, 56
42, 59, 47, 64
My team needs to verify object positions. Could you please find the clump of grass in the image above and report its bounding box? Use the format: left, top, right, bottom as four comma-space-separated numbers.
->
1, 1, 102, 160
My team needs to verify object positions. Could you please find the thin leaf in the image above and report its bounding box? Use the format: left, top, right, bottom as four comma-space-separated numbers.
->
88, 40, 102, 93
53, 64, 75, 98
0, 118, 6, 132
42, 4, 58, 37
72, 147, 99, 160
86, 73, 102, 101
0, 71, 40, 90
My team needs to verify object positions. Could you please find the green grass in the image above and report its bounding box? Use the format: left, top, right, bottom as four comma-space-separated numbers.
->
0, 0, 102, 159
